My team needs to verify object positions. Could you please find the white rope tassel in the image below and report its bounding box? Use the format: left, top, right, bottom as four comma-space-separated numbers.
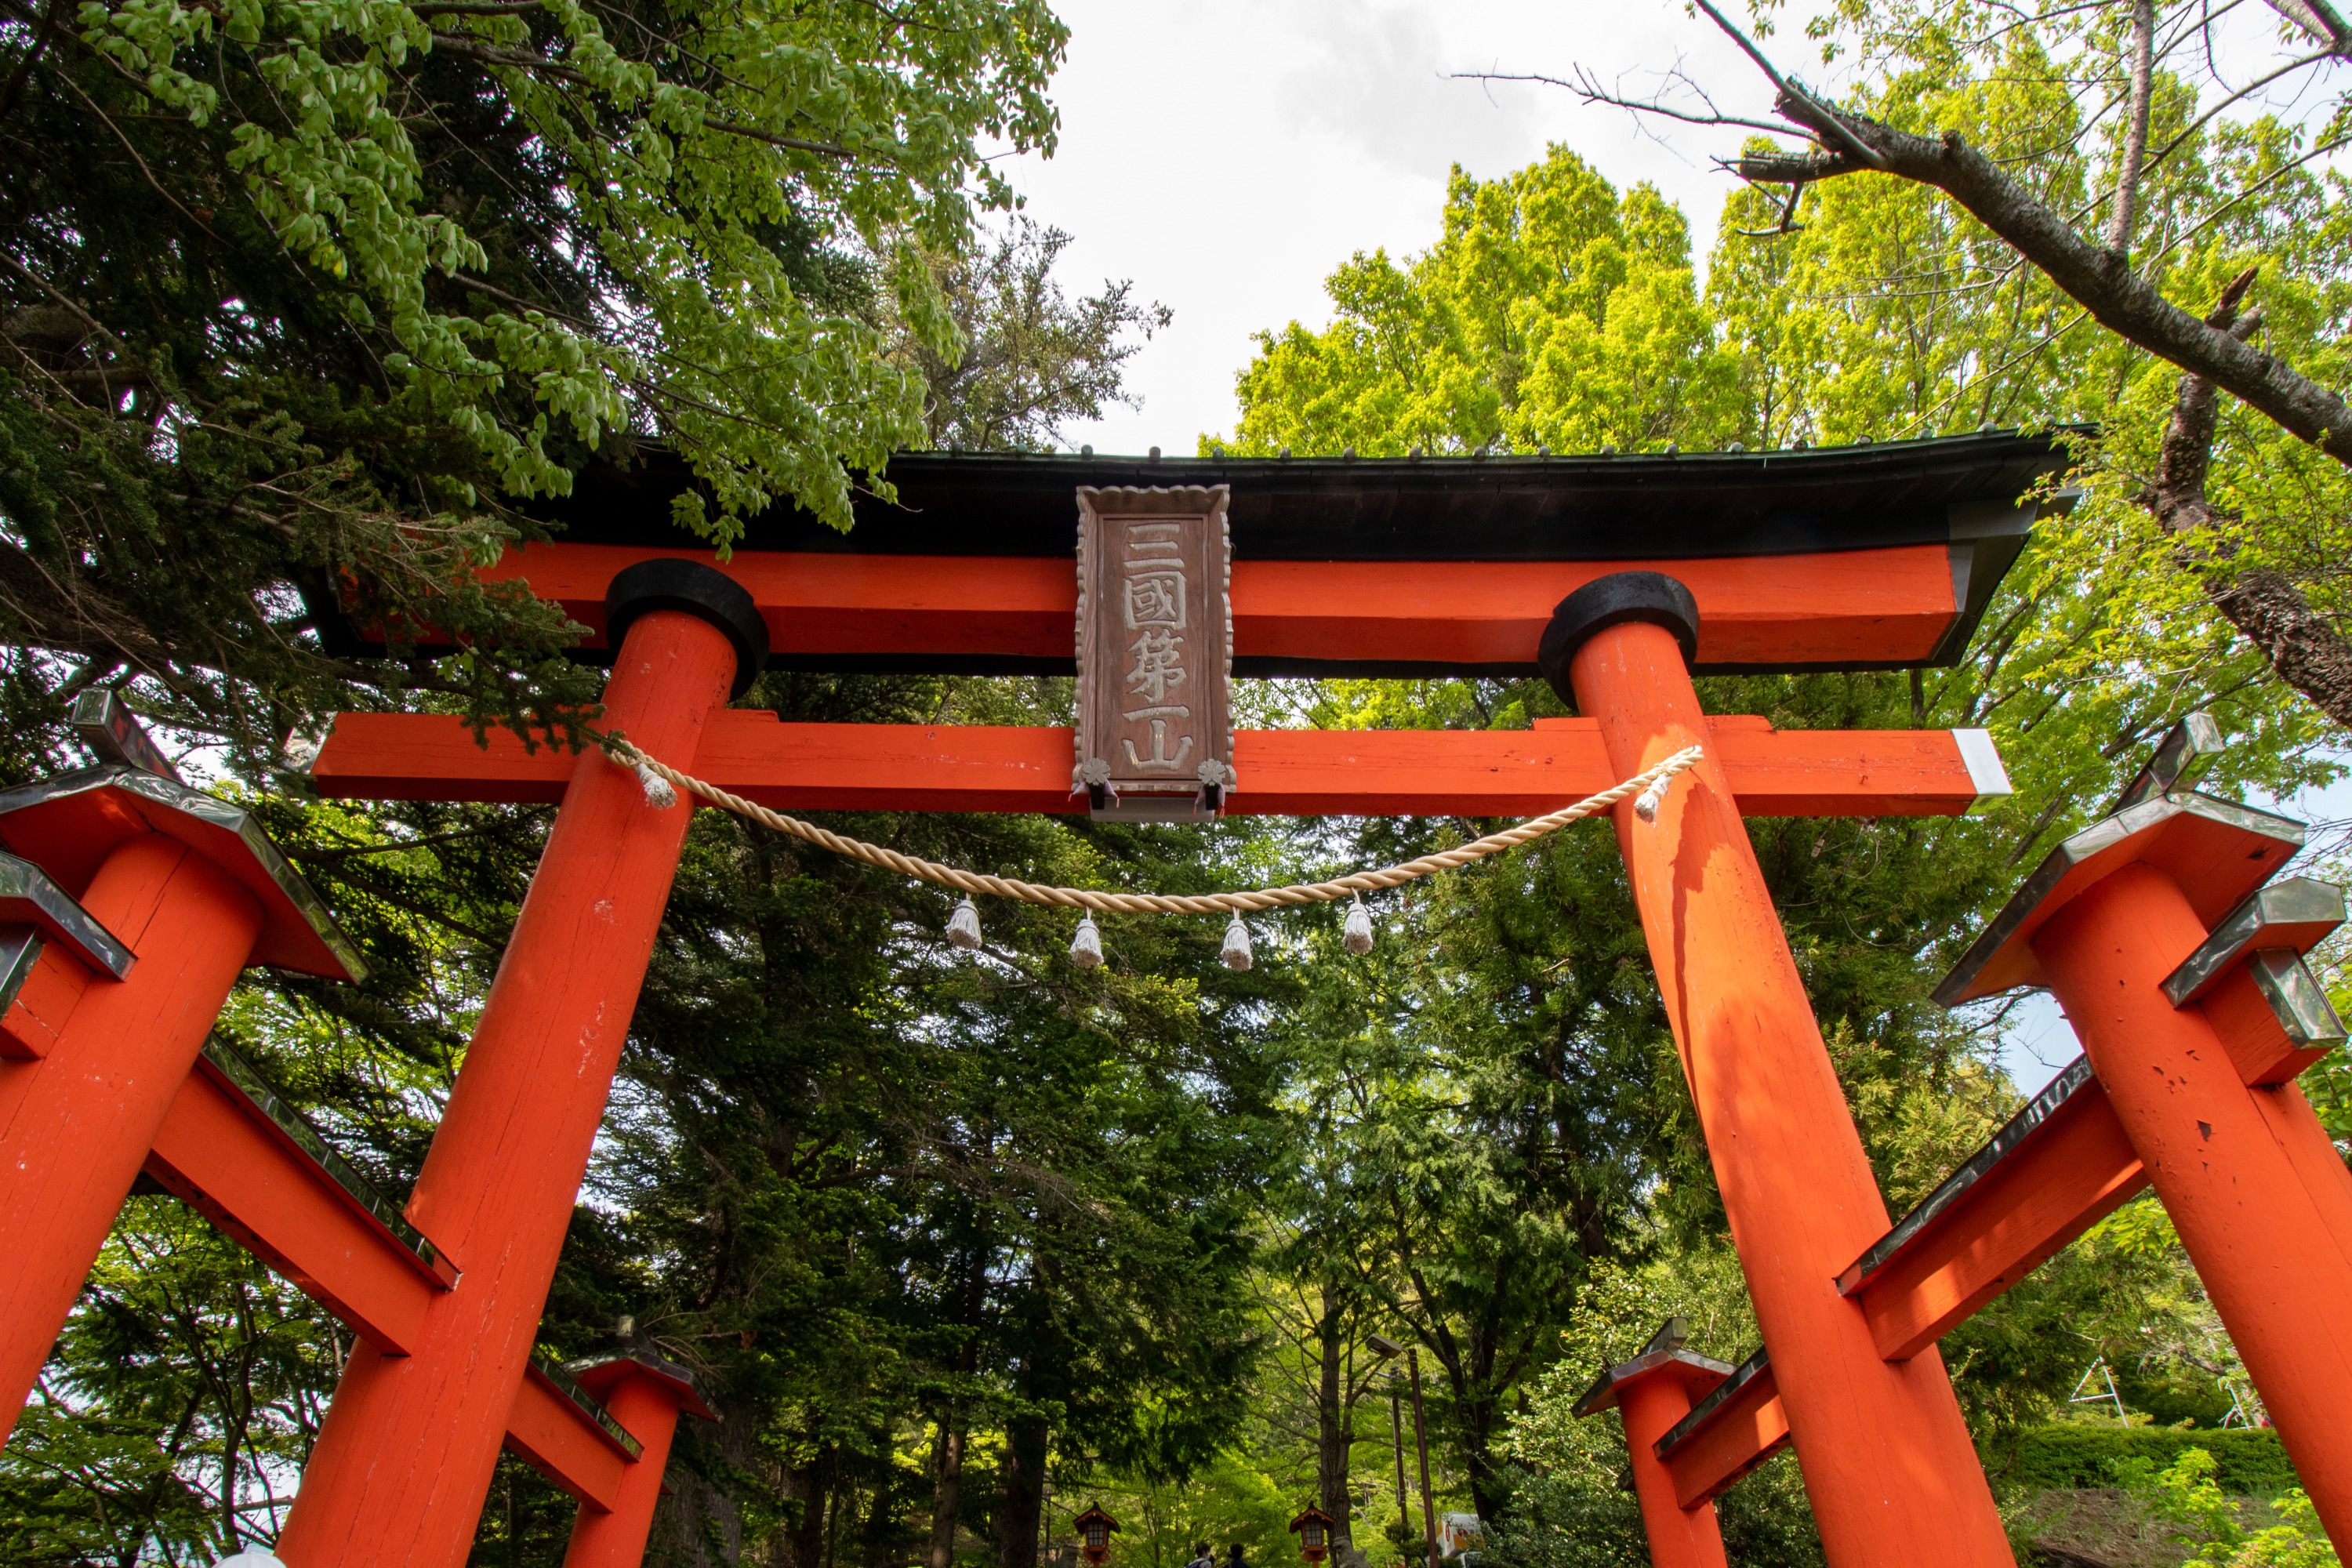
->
1069, 914, 1105, 969
1342, 896, 1374, 955
1221, 915, 1254, 971
634, 760, 678, 811
1632, 770, 1675, 823
946, 896, 983, 951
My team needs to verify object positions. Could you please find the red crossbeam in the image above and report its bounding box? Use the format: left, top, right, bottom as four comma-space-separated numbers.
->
506, 1366, 631, 1511
1659, 1360, 1791, 1508
314, 713, 2001, 818
1837, 1069, 2147, 1362
143, 1056, 455, 1355
140, 1054, 644, 1508
475, 544, 1965, 670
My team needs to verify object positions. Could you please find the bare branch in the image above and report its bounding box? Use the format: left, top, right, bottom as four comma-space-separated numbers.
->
1688, 0, 1887, 168
698, 121, 860, 158
1457, 66, 1794, 139
1757, 89, 2352, 464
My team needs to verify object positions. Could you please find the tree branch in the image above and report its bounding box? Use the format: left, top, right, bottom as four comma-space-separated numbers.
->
2107, 0, 2156, 254
1755, 90, 2352, 463
2262, 0, 2352, 56
1559, 4, 2352, 468
2144, 274, 2352, 727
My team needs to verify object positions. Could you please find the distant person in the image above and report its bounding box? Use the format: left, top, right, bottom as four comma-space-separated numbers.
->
1228, 1544, 1247, 1568
1185, 1545, 1214, 1568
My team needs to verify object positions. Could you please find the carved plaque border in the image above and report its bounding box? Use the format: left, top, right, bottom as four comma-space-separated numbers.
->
1073, 485, 1235, 815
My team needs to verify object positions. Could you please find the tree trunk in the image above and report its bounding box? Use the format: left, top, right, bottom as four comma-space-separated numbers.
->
930, 1420, 967, 1568
785, 1450, 833, 1568
995, 1416, 1049, 1568
1456, 1399, 1508, 1526
1315, 1287, 1355, 1558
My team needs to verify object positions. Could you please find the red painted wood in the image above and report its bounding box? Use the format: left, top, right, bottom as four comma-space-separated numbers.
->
1852, 1083, 2147, 1361
0, 941, 93, 1058
0, 835, 263, 1450
312, 713, 1991, 818
143, 1062, 448, 1355
277, 609, 739, 1568
2198, 964, 2332, 1086
1661, 1368, 1792, 1511
2035, 862, 2352, 1550
1568, 619, 2013, 1568
467, 543, 1962, 667
506, 1367, 628, 1512
560, 1371, 689, 1566
2247, 1082, 2352, 1293
1613, 1367, 1732, 1568
141, 1056, 675, 1488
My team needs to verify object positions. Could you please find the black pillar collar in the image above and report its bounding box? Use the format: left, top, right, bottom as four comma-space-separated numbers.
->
603, 560, 769, 699
1537, 571, 1700, 706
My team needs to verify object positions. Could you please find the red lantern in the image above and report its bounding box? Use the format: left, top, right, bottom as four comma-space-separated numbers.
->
1290, 1507, 1337, 1564
1074, 1504, 1120, 1566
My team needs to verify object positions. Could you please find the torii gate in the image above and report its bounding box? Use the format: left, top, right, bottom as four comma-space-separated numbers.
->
1, 432, 2343, 1568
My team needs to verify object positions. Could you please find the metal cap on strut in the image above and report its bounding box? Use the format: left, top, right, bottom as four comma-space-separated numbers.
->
1537, 572, 1700, 706
604, 560, 771, 699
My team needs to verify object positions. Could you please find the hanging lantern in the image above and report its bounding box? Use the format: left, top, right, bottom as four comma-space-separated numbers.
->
1074, 1504, 1120, 1566
1289, 1507, 1336, 1564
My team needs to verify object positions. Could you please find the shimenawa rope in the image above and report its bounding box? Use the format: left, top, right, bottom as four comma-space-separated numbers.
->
597, 734, 1705, 918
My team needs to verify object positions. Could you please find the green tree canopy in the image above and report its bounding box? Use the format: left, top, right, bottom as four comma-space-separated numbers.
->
0, 0, 1065, 766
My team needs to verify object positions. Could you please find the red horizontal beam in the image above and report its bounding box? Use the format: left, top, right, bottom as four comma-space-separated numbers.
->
1661, 1363, 1791, 1508
1840, 1076, 2147, 1362
314, 713, 2002, 818
472, 543, 1962, 668
143, 1056, 648, 1507
143, 1059, 453, 1356
506, 1366, 630, 1511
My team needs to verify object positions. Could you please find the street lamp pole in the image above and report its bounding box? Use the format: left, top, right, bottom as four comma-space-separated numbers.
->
1388, 1387, 1409, 1567
1367, 1335, 1439, 1568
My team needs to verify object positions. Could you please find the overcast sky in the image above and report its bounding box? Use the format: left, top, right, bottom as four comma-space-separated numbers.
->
997, 0, 1777, 456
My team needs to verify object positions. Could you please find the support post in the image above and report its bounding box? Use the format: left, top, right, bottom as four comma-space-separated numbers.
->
0, 836, 260, 1446
1406, 1350, 1436, 1568
1388, 1390, 1409, 1568
1544, 574, 2013, 1568
1617, 1374, 1730, 1568
278, 564, 764, 1568
2032, 862, 2352, 1543
561, 1355, 713, 1568
1570, 1325, 1732, 1568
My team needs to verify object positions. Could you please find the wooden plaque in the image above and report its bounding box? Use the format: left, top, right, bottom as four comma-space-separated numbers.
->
1074, 486, 1234, 815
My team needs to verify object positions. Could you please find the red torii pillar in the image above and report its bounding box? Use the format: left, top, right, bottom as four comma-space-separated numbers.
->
561, 1352, 717, 1568
1935, 731, 2352, 1544
277, 562, 766, 1568
0, 760, 366, 1449
1541, 573, 2014, 1568
1571, 1319, 1733, 1568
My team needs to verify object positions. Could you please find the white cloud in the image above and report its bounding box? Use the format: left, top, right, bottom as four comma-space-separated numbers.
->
1000, 0, 1769, 455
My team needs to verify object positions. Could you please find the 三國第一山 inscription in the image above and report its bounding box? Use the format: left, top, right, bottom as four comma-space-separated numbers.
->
1074, 485, 1236, 818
